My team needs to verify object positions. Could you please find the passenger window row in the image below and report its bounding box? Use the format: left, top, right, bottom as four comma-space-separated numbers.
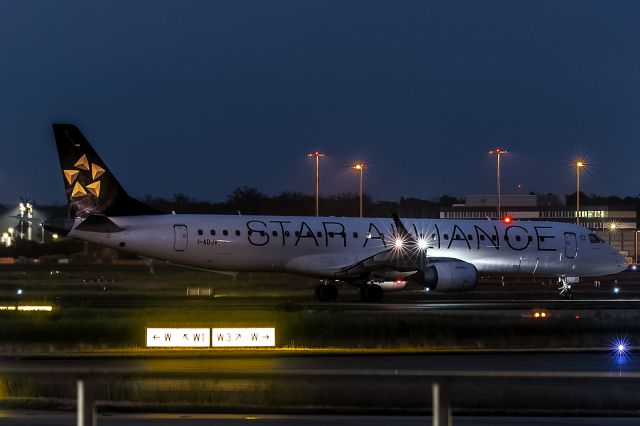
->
196, 229, 361, 239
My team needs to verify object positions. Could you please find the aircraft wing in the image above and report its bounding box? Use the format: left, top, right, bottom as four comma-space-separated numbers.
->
286, 215, 430, 279
334, 244, 426, 278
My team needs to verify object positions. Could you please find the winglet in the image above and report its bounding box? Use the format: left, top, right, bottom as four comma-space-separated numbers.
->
391, 213, 415, 242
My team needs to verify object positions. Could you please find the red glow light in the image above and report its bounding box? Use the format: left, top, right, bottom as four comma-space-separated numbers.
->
502, 215, 513, 225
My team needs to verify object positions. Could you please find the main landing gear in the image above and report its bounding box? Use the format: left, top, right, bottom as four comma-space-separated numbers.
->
558, 276, 574, 299
315, 281, 338, 302
314, 280, 385, 303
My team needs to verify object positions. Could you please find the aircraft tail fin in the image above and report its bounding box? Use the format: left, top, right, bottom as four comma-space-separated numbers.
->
52, 123, 163, 218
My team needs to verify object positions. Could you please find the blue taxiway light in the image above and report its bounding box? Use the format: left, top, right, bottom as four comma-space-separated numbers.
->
612, 337, 630, 356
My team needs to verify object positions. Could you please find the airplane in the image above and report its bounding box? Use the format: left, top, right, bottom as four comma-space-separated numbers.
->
48, 123, 627, 301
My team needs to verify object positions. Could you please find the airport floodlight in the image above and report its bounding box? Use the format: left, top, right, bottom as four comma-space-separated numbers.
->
575, 160, 586, 225
352, 162, 366, 217
488, 148, 508, 218
308, 151, 326, 216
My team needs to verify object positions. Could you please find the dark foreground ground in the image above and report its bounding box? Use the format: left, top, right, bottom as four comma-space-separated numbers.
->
1, 264, 640, 420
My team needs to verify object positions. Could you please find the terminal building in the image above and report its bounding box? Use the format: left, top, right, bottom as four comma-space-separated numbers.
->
440, 195, 638, 262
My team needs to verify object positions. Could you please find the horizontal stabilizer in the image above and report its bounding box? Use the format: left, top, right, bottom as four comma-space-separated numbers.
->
43, 218, 76, 236
74, 215, 125, 233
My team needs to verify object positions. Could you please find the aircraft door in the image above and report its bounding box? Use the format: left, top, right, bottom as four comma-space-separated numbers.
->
173, 225, 188, 251
564, 232, 577, 259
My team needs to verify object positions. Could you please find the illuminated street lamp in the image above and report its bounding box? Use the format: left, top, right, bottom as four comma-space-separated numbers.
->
489, 148, 508, 218
609, 222, 617, 245
575, 161, 586, 225
352, 162, 366, 217
307, 151, 326, 216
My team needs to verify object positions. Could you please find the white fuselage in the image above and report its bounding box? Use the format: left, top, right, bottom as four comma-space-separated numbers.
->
69, 215, 627, 279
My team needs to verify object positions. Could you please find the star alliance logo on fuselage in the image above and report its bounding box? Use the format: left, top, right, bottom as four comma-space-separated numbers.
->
63, 154, 106, 200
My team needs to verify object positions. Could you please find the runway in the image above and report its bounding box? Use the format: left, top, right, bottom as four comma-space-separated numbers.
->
1, 352, 637, 374
27, 294, 640, 312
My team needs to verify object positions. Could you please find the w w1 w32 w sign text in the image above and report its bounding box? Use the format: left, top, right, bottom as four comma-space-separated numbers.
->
146, 327, 275, 348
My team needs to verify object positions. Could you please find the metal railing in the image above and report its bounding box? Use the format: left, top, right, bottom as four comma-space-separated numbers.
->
2, 366, 640, 426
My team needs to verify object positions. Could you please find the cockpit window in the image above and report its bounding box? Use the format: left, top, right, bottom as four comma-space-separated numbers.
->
589, 234, 604, 244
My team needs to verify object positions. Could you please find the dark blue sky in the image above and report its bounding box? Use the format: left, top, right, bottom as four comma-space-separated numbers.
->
2, 1, 640, 205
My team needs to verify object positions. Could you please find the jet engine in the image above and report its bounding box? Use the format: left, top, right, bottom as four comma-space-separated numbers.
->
423, 261, 477, 292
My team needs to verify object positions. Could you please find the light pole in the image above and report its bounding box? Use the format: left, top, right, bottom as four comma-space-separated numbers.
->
352, 162, 366, 217
18, 203, 25, 239
575, 161, 585, 225
489, 148, 508, 218
307, 151, 325, 216
635, 230, 638, 265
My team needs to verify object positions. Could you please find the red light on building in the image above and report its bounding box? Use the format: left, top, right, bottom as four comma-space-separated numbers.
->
502, 215, 513, 225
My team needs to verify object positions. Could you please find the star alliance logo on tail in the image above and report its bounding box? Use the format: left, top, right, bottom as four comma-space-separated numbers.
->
63, 154, 106, 199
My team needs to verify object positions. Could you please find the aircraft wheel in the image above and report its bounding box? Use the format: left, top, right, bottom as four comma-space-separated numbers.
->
315, 283, 338, 302
363, 284, 383, 302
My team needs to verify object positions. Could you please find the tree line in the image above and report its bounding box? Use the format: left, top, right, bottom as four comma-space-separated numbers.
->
142, 186, 461, 218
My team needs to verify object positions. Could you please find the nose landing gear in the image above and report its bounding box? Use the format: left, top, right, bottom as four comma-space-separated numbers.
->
558, 276, 577, 299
